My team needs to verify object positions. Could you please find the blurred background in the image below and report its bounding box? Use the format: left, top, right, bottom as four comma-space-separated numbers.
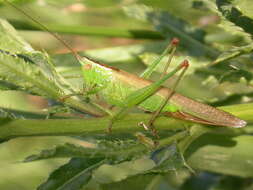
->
0, 0, 252, 189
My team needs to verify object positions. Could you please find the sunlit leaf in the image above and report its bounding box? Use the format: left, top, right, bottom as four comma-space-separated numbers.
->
185, 134, 253, 177
124, 4, 219, 58
212, 43, 253, 64
216, 0, 253, 37
38, 158, 104, 190
24, 141, 146, 163
195, 0, 252, 41
0, 19, 105, 116
0, 18, 33, 52
149, 143, 185, 173
0, 53, 63, 97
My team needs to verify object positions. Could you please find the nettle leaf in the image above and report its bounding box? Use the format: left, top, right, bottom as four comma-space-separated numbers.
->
0, 18, 33, 53
0, 108, 15, 143
93, 157, 156, 184
235, 0, 253, 19
212, 43, 253, 64
0, 19, 105, 116
24, 141, 147, 163
24, 51, 78, 93
92, 144, 187, 185
180, 172, 220, 190
0, 107, 16, 119
210, 91, 253, 107
0, 19, 74, 97
219, 67, 253, 84
24, 143, 106, 162
195, 0, 252, 41
195, 60, 253, 85
38, 158, 105, 190
123, 4, 219, 58
216, 0, 253, 37
0, 79, 19, 90
0, 53, 63, 98
148, 143, 185, 173
100, 174, 162, 190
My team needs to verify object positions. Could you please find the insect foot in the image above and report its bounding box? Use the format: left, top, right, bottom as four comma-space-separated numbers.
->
138, 122, 160, 139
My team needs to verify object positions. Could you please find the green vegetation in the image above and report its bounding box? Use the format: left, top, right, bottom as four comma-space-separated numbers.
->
0, 0, 253, 189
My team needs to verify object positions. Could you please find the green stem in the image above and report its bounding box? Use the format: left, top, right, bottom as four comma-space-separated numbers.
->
9, 19, 164, 39
0, 114, 187, 140
0, 103, 252, 141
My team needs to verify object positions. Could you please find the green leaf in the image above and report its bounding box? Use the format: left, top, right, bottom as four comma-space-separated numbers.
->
0, 53, 62, 98
180, 172, 219, 190
195, 0, 252, 41
24, 141, 146, 164
216, 0, 253, 37
0, 19, 69, 98
0, 18, 81, 95
212, 43, 253, 64
124, 4, 219, 58
100, 175, 159, 190
210, 91, 253, 107
210, 175, 249, 190
0, 19, 105, 116
0, 18, 33, 53
0, 79, 19, 90
38, 158, 104, 190
234, 0, 253, 19
149, 144, 184, 173
219, 67, 253, 84
0, 107, 16, 119
185, 134, 253, 177
93, 157, 156, 184
195, 62, 253, 86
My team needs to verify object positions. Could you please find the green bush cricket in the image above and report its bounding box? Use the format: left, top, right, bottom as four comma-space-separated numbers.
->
4, 0, 247, 135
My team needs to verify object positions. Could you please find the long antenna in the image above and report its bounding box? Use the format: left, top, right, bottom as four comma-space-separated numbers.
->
3, 0, 81, 61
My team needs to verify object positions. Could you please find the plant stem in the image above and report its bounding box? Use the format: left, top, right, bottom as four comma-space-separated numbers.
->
9, 19, 164, 39
0, 103, 252, 141
0, 114, 188, 141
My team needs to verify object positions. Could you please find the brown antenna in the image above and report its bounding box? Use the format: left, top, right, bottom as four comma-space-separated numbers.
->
3, 0, 81, 61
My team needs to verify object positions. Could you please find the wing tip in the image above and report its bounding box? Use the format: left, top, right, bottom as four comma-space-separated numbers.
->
231, 119, 247, 128
166, 111, 247, 128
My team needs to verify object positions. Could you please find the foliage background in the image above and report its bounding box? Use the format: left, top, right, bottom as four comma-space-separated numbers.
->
0, 0, 252, 189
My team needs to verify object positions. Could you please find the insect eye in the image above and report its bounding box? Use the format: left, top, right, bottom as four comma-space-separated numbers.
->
83, 64, 92, 70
